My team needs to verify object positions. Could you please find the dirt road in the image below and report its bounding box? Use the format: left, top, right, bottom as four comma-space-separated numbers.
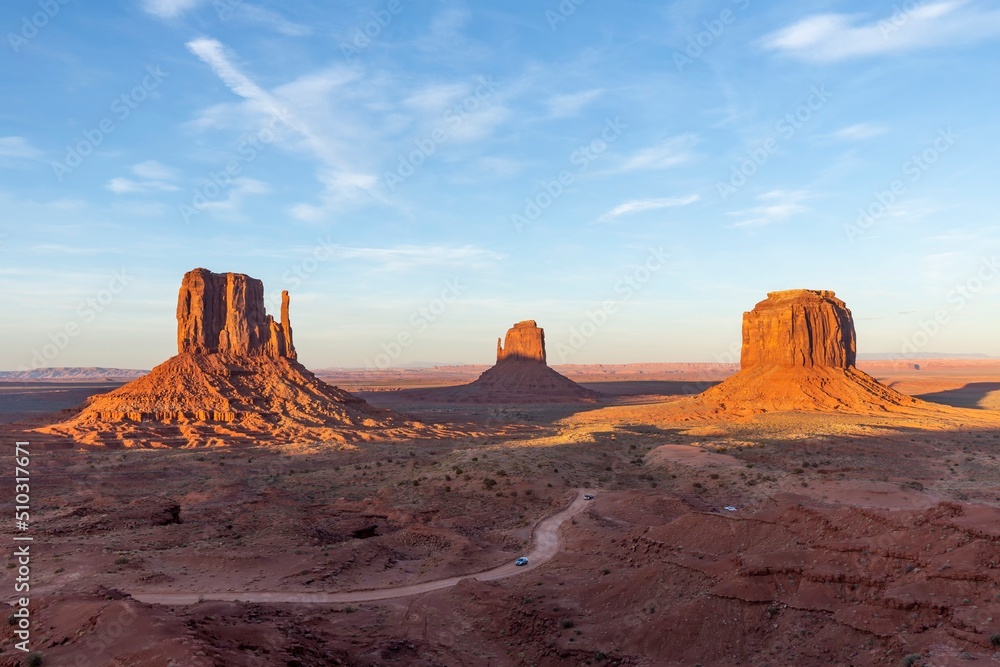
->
130, 489, 591, 606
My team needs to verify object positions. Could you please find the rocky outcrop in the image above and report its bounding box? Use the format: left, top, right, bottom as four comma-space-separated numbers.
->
37, 268, 437, 447
407, 320, 599, 403
688, 289, 921, 416
496, 320, 546, 364
176, 268, 295, 359
741, 290, 856, 369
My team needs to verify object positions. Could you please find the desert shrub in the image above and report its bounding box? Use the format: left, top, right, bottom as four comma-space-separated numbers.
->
561, 619, 574, 629
26, 653, 43, 667
991, 633, 1000, 647
902, 655, 921, 667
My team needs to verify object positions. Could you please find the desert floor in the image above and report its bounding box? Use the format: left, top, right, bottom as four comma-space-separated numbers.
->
3, 360, 1000, 666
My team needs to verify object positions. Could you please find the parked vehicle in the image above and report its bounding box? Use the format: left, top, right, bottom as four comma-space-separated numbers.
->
515, 557, 529, 566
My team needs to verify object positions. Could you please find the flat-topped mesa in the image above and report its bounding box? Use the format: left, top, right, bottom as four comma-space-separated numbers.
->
740, 289, 855, 369
176, 268, 296, 359
496, 320, 546, 364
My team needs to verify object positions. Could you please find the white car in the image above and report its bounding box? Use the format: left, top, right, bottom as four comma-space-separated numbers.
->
583, 494, 595, 500
515, 556, 529, 566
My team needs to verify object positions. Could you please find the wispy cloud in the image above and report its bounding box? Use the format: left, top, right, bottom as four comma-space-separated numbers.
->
106, 161, 180, 194
193, 178, 270, 217
546, 89, 605, 118
617, 134, 697, 172
760, 1, 1000, 62
329, 244, 504, 271
728, 190, 809, 228
142, 0, 200, 19
598, 195, 699, 222
834, 123, 888, 141
0, 136, 42, 165
418, 7, 473, 52
186, 38, 379, 218
230, 4, 312, 36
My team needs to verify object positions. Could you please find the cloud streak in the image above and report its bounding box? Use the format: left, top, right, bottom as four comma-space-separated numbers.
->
599, 195, 699, 222
760, 1, 1000, 62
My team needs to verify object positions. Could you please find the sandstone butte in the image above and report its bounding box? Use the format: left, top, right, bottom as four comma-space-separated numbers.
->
462, 320, 600, 402
37, 268, 436, 448
694, 289, 923, 415
496, 320, 547, 364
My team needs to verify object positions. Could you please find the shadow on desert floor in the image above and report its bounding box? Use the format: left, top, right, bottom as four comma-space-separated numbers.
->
915, 381, 1000, 409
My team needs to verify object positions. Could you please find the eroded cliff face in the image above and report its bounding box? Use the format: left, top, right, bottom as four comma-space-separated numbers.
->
176, 268, 295, 359
740, 290, 856, 369
496, 320, 546, 364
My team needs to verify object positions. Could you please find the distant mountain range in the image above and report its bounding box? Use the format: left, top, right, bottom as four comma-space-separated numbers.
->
856, 353, 994, 360
1, 354, 995, 381
0, 367, 149, 381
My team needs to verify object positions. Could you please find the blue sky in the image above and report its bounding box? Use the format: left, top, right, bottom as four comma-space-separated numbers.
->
2, 0, 1000, 370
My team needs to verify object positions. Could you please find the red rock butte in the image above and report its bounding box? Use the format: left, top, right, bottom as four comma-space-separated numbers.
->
37, 269, 437, 447
177, 268, 295, 359
458, 320, 599, 403
740, 290, 855, 369
693, 289, 923, 415
496, 320, 546, 364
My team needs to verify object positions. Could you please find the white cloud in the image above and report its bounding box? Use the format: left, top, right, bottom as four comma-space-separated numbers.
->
599, 195, 699, 222
728, 190, 809, 228
834, 123, 888, 141
0, 136, 42, 162
106, 177, 178, 194
546, 89, 605, 118
142, 0, 200, 19
618, 135, 697, 171
327, 244, 504, 271
418, 7, 472, 52
194, 178, 270, 217
760, 1, 1000, 62
131, 160, 179, 181
186, 38, 379, 214
404, 83, 470, 112
105, 161, 180, 194
231, 4, 312, 36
